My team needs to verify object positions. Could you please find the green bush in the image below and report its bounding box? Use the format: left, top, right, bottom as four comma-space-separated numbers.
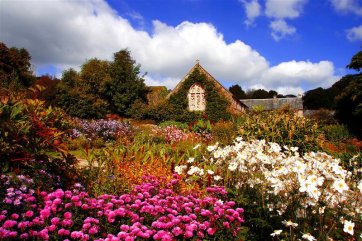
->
236, 109, 323, 153
321, 124, 352, 143
211, 120, 238, 145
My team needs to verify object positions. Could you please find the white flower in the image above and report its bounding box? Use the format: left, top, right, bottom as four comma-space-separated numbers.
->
343, 220, 354, 235
270, 230, 282, 237
332, 179, 349, 193
302, 233, 316, 241
187, 166, 204, 176
174, 165, 187, 175
228, 162, 238, 171
187, 157, 195, 163
213, 175, 222, 181
207, 170, 214, 175
207, 143, 218, 152
193, 143, 201, 150
282, 220, 298, 227
358, 180, 362, 193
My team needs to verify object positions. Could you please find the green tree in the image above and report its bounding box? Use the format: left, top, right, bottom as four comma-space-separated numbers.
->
334, 74, 362, 138
229, 84, 246, 99
303, 87, 334, 110
106, 50, 148, 115
346, 50, 362, 72
55, 50, 148, 118
0, 42, 36, 90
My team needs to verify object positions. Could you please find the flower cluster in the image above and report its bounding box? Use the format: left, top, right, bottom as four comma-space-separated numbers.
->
70, 119, 134, 141
154, 126, 189, 143
176, 137, 362, 239
0, 175, 244, 240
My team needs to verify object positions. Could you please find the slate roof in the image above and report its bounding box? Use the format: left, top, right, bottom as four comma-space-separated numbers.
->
240, 97, 303, 111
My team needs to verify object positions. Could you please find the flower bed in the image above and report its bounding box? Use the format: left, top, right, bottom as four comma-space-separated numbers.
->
0, 175, 244, 240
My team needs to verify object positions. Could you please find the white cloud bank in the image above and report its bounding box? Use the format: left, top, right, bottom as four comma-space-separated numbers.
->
0, 0, 338, 95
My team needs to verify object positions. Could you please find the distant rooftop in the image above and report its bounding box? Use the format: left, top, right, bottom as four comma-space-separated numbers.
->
240, 97, 303, 111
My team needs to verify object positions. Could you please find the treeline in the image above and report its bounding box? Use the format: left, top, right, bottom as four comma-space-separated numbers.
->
228, 84, 296, 99
0, 42, 361, 137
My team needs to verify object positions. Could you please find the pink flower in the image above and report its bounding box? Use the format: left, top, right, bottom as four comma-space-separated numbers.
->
207, 227, 216, 236
64, 212, 72, 219
10, 213, 19, 220
3, 220, 17, 229
88, 226, 98, 235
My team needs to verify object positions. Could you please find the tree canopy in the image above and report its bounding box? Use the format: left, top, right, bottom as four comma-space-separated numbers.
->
55, 49, 148, 118
0, 42, 36, 90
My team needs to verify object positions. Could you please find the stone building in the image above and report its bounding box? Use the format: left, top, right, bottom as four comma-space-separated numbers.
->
167, 62, 247, 114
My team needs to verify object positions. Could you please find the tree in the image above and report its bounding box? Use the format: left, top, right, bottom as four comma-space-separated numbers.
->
229, 84, 246, 99
346, 50, 362, 72
106, 50, 148, 115
334, 75, 362, 138
0, 42, 35, 89
303, 87, 334, 110
55, 50, 148, 118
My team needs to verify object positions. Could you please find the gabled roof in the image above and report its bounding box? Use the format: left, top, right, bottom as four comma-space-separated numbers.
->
167, 62, 247, 109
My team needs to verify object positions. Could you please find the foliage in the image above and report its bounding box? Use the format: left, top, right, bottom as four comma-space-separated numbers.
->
211, 120, 238, 145
0, 42, 36, 91
0, 97, 79, 190
321, 124, 352, 143
236, 108, 322, 153
175, 138, 362, 240
346, 50, 362, 72
334, 75, 362, 138
229, 84, 246, 99
303, 87, 334, 110
306, 109, 337, 125
55, 50, 148, 118
159, 121, 188, 131
167, 69, 231, 122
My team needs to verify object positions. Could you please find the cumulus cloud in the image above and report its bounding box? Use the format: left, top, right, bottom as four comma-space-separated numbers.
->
330, 0, 362, 15
0, 0, 338, 95
240, 0, 262, 26
265, 0, 308, 19
346, 25, 362, 41
269, 19, 296, 41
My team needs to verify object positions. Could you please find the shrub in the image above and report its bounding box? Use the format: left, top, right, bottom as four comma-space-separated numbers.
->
236, 109, 323, 153
0, 98, 79, 190
210, 121, 237, 145
321, 124, 352, 143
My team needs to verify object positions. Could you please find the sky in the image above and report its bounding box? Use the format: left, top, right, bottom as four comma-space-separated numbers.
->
1, 0, 362, 95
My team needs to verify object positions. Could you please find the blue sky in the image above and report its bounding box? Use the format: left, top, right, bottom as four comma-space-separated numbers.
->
1, 0, 362, 94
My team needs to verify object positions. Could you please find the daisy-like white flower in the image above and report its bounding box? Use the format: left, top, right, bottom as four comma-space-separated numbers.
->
282, 220, 298, 228
343, 220, 354, 235
302, 233, 316, 241
207, 170, 214, 175
174, 165, 187, 175
213, 175, 222, 181
228, 162, 238, 171
270, 230, 282, 237
187, 157, 195, 163
332, 179, 349, 193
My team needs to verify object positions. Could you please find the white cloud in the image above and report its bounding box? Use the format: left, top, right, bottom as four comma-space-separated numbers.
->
346, 25, 362, 41
265, 0, 308, 19
240, 0, 261, 26
330, 0, 362, 15
0, 0, 338, 95
260, 60, 339, 90
270, 19, 296, 41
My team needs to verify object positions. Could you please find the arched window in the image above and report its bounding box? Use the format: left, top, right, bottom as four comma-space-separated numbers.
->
188, 83, 206, 111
